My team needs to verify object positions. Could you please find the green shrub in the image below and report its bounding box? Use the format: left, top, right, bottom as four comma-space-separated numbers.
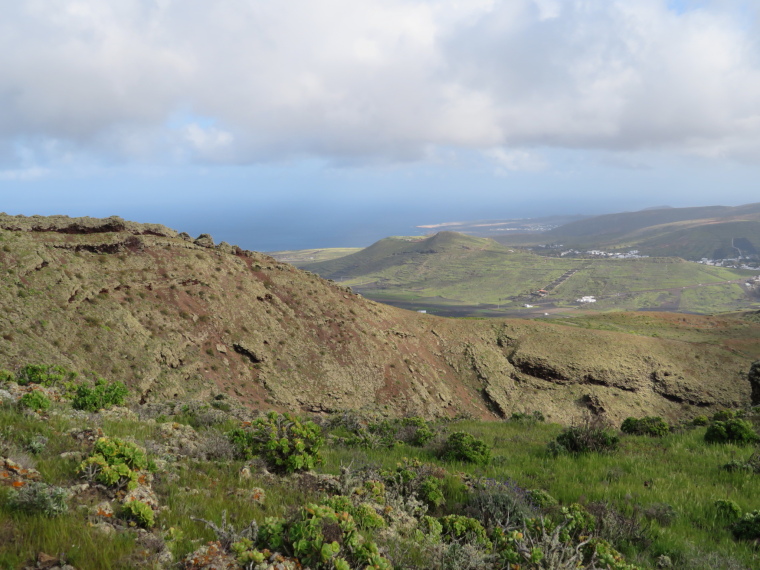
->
620, 416, 669, 437
71, 378, 129, 411
419, 476, 446, 509
545, 440, 566, 457
466, 478, 536, 530
553, 419, 619, 454
324, 496, 386, 530
439, 514, 491, 549
691, 415, 709, 426
379, 458, 446, 511
715, 499, 742, 523
527, 489, 558, 509
704, 419, 758, 445
25, 435, 48, 455
732, 510, 760, 541
399, 416, 436, 447
18, 391, 51, 411
0, 369, 14, 383
713, 409, 744, 422
122, 499, 155, 528
340, 416, 436, 449
15, 364, 77, 387
723, 449, 760, 473
237, 503, 392, 569
231, 412, 324, 473
509, 411, 545, 423
441, 431, 491, 465
78, 436, 148, 491
8, 482, 68, 517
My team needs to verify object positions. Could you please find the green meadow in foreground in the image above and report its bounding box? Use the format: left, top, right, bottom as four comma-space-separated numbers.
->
2, 367, 760, 569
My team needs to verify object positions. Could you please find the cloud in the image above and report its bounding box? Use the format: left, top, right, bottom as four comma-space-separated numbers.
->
486, 148, 548, 172
2, 0, 760, 168
0, 167, 48, 181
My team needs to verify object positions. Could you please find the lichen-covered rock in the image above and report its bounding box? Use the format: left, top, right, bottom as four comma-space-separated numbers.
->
194, 233, 215, 248
230, 487, 265, 504
183, 541, 237, 569
68, 427, 105, 443
91, 500, 115, 520
0, 457, 42, 487
123, 483, 159, 510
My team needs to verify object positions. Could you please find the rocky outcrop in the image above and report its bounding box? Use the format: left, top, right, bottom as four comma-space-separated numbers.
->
0, 213, 177, 237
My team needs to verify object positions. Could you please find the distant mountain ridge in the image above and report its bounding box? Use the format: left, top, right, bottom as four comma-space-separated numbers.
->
495, 202, 760, 260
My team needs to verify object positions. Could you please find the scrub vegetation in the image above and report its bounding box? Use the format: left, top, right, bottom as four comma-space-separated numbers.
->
2, 366, 760, 569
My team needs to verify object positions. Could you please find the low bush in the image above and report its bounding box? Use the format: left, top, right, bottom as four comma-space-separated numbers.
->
71, 378, 129, 411
714, 499, 742, 523
527, 489, 558, 509
441, 431, 491, 465
15, 364, 77, 387
704, 418, 758, 445
78, 436, 149, 491
439, 514, 491, 549
465, 478, 536, 530
621, 416, 669, 437
232, 503, 392, 570
509, 411, 545, 423
490, 505, 636, 570
228, 412, 323, 473
338, 416, 436, 449
8, 482, 68, 517
586, 502, 652, 551
18, 391, 51, 412
712, 409, 744, 422
732, 510, 760, 541
552, 418, 619, 454
323, 496, 386, 530
722, 449, 760, 473
122, 499, 155, 528
375, 458, 447, 515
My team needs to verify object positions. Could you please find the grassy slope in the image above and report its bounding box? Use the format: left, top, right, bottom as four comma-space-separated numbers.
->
302, 232, 751, 313
267, 247, 362, 264
3, 398, 760, 569
0, 214, 756, 426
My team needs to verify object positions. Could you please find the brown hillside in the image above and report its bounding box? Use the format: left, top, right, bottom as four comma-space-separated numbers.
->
0, 213, 755, 424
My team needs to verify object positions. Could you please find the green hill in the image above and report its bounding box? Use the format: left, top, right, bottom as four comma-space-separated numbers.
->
300, 231, 511, 281
303, 231, 755, 314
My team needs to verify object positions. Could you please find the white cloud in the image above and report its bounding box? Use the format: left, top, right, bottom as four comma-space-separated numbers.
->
0, 167, 49, 181
486, 148, 548, 172
1, 0, 760, 168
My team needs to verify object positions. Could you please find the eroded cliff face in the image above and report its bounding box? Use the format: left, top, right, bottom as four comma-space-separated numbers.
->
0, 213, 753, 424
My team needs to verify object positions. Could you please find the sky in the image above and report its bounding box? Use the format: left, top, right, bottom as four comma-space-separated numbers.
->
2, 0, 760, 251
